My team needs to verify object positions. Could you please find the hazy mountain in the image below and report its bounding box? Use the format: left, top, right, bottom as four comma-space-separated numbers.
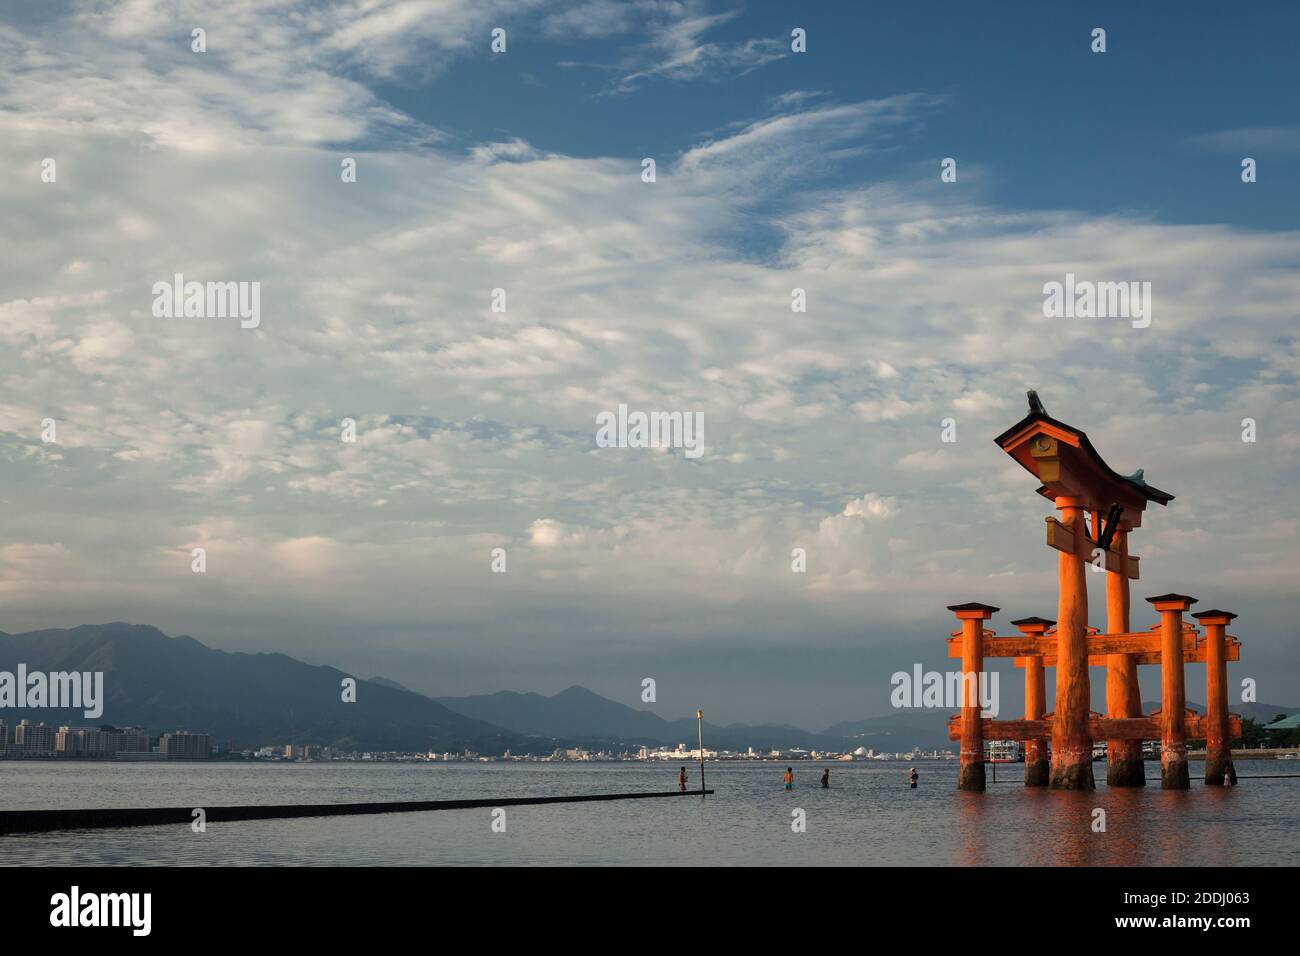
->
0, 623, 536, 754
437, 686, 911, 751
436, 686, 670, 742
820, 712, 956, 750
368, 676, 412, 693
1140, 700, 1296, 723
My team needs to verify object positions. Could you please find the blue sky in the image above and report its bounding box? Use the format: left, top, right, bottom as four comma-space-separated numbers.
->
0, 1, 1297, 729
374, 1, 1300, 230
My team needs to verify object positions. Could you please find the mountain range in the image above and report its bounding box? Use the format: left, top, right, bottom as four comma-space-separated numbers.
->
435, 685, 884, 750
0, 623, 531, 754
1, 624, 1294, 754
434, 686, 973, 750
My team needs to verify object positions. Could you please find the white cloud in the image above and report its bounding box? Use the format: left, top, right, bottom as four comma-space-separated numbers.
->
529, 518, 587, 549
1190, 126, 1300, 154
612, 8, 787, 93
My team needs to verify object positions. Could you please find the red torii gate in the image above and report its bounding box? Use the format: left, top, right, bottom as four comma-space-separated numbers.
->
944, 393, 1242, 791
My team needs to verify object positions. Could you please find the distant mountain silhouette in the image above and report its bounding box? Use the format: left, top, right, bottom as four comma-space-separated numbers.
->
819, 712, 956, 750
1139, 700, 1296, 723
368, 676, 413, 693
436, 686, 669, 741
0, 623, 536, 754
436, 686, 924, 751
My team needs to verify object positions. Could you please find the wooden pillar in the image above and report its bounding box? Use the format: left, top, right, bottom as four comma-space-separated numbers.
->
948, 603, 999, 791
1148, 594, 1196, 789
1193, 610, 1238, 785
1105, 527, 1145, 786
1012, 617, 1053, 787
1050, 496, 1094, 789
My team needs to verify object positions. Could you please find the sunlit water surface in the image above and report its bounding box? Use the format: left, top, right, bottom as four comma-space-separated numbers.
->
1, 760, 1296, 865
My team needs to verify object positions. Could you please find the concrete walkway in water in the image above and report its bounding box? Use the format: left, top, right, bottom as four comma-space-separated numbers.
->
0, 789, 716, 835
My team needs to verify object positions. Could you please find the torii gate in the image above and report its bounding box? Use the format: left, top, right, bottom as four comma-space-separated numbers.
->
944, 393, 1242, 791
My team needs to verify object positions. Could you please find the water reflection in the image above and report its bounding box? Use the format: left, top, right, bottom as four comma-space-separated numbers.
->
955, 791, 985, 865
0, 760, 1294, 866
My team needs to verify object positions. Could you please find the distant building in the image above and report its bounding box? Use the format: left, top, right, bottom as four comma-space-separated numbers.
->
56, 725, 150, 757
160, 731, 211, 759
14, 720, 56, 756
1263, 713, 1300, 733
56, 726, 96, 757
116, 727, 151, 754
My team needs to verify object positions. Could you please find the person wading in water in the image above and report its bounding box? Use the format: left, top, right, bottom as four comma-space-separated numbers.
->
783, 767, 794, 791
909, 767, 918, 788
820, 768, 830, 789
678, 767, 687, 792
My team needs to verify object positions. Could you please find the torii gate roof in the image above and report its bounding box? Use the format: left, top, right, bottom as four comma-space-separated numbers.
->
994, 399, 1173, 527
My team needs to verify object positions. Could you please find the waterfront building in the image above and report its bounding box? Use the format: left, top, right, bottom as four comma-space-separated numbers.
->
14, 720, 56, 755
160, 731, 211, 759
56, 725, 150, 757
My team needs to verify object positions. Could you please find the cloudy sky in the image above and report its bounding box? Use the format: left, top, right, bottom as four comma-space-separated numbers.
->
1, 1, 1297, 729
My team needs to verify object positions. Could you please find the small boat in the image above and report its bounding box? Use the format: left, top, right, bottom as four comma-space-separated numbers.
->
1277, 753, 1299, 760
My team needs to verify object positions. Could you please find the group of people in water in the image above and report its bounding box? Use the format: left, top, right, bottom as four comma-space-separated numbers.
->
786, 766, 920, 789
678, 763, 1242, 790
677, 765, 921, 791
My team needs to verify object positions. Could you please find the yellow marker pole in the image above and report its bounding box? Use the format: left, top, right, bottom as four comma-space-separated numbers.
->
697, 709, 706, 798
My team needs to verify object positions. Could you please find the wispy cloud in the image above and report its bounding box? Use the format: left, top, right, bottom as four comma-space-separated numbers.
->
1189, 125, 1300, 154
546, 1, 789, 94
611, 7, 787, 93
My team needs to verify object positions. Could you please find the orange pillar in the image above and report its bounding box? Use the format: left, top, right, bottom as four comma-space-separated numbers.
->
1105, 527, 1145, 786
948, 603, 998, 792
1148, 594, 1195, 789
1012, 617, 1052, 787
1050, 496, 1093, 789
1194, 609, 1238, 785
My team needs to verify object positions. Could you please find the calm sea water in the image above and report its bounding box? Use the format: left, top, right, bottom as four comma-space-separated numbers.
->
1, 760, 1297, 866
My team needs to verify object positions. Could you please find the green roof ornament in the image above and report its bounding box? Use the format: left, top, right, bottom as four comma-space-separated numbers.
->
1124, 468, 1147, 487
1027, 389, 1048, 416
